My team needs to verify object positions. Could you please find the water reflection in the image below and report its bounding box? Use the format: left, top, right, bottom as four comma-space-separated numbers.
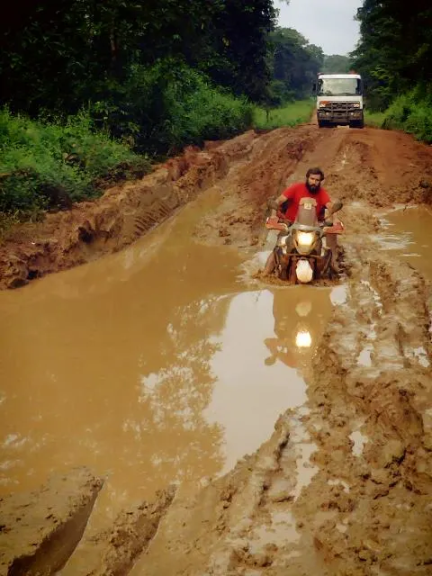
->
0, 225, 241, 506
296, 330, 312, 349
379, 207, 432, 281
264, 288, 332, 372
204, 288, 333, 473
0, 281, 335, 503
0, 186, 336, 517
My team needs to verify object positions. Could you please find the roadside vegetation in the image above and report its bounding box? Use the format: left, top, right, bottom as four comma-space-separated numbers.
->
365, 91, 432, 144
364, 111, 387, 129
0, 1, 329, 225
352, 0, 432, 142
0, 109, 149, 217
253, 100, 314, 130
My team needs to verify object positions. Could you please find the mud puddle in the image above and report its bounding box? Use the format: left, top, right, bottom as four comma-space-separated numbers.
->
376, 206, 432, 280
0, 189, 341, 534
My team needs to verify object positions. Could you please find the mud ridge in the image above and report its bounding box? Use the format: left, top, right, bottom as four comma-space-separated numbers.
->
0, 468, 102, 576
60, 486, 176, 576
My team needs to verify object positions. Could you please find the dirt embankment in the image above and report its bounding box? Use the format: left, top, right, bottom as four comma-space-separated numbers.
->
0, 126, 320, 289
0, 468, 102, 576
1, 124, 432, 575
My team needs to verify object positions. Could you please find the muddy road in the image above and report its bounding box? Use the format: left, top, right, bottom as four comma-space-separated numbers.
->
1, 123, 432, 576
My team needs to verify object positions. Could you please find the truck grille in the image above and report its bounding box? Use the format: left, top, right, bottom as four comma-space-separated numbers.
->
327, 102, 357, 111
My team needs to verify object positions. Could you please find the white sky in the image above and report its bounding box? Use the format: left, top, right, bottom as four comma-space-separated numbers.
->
274, 0, 363, 55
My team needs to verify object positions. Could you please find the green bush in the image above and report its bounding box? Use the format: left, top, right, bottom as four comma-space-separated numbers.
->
0, 108, 149, 217
165, 68, 253, 147
364, 110, 386, 128
90, 61, 253, 155
382, 90, 432, 143
0, 63, 254, 221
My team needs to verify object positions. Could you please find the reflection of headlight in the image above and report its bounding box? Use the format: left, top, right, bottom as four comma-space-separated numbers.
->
296, 231, 315, 247
296, 301, 312, 317
296, 330, 312, 348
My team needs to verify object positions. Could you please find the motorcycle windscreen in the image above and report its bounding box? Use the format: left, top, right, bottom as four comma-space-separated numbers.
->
296, 198, 318, 227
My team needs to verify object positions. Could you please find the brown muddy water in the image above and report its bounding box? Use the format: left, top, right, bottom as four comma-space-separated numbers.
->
0, 190, 344, 522
377, 205, 432, 280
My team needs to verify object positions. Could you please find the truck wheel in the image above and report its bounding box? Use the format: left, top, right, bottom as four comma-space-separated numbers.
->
350, 119, 364, 129
318, 120, 326, 128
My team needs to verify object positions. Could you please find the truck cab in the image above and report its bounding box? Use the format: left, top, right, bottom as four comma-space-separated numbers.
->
315, 73, 364, 128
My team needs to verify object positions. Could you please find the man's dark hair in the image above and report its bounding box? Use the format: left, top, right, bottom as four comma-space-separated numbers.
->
306, 167, 325, 180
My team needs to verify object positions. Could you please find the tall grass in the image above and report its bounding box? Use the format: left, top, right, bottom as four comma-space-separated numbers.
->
252, 100, 314, 130
365, 110, 386, 128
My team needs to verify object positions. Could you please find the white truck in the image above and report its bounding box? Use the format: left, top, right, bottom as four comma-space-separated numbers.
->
314, 73, 364, 129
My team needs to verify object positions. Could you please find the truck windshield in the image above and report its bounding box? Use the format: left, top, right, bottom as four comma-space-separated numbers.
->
318, 78, 361, 96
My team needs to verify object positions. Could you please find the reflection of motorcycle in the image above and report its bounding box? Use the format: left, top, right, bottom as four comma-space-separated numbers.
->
265, 197, 344, 284
264, 291, 330, 370
264, 320, 313, 369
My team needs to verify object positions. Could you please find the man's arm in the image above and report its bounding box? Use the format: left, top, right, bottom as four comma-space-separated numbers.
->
325, 199, 343, 216
321, 187, 342, 220
267, 193, 291, 212
267, 185, 296, 216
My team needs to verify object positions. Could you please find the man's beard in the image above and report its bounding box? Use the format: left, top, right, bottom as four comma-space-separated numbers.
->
306, 181, 321, 194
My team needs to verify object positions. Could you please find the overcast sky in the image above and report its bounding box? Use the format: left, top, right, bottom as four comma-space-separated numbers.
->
275, 0, 363, 56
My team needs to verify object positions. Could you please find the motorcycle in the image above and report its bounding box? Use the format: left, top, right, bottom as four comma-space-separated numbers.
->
265, 197, 344, 284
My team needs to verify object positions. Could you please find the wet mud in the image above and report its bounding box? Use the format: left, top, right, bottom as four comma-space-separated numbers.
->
1, 123, 432, 575
377, 206, 432, 281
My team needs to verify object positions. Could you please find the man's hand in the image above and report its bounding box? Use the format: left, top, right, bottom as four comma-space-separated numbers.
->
268, 194, 289, 212
326, 200, 343, 216
267, 197, 280, 211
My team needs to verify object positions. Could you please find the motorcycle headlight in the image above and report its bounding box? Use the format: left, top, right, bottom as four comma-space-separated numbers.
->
296, 231, 315, 247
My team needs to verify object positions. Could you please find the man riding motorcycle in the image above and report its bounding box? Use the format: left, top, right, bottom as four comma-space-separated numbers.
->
263, 167, 341, 276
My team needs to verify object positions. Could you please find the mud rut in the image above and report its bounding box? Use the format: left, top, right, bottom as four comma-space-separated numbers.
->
1, 124, 432, 576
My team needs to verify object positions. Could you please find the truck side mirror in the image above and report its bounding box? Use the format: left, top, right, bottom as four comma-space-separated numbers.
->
312, 83, 317, 93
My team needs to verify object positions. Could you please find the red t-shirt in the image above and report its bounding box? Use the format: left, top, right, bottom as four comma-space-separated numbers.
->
280, 183, 331, 222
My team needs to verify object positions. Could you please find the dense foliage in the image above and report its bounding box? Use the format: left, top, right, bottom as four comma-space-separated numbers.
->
0, 0, 274, 219
266, 28, 323, 105
0, 0, 332, 219
352, 0, 432, 109
352, 0, 432, 141
0, 0, 276, 118
0, 71, 253, 221
322, 55, 351, 74
0, 108, 149, 218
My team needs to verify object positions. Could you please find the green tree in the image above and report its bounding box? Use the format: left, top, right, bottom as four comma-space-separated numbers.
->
268, 27, 324, 103
322, 55, 352, 74
351, 0, 432, 110
0, 0, 277, 116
